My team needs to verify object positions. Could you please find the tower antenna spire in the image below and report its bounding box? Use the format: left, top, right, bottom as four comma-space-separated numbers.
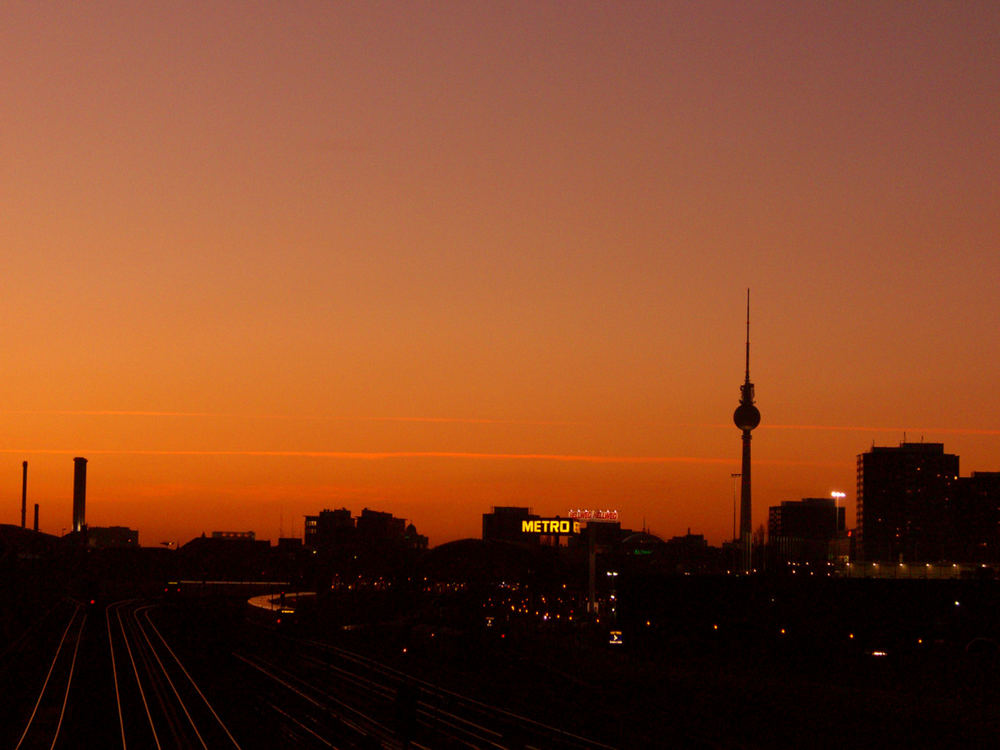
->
745, 288, 751, 382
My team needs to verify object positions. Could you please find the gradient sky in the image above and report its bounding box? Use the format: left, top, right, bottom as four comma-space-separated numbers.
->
2, 2, 998, 546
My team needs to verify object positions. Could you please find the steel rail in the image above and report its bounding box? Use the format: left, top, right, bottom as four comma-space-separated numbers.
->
14, 604, 80, 750
130, 604, 209, 749
265, 701, 338, 748
106, 600, 134, 749
306, 638, 617, 750
233, 652, 389, 742
139, 605, 243, 749
115, 601, 162, 749
49, 612, 87, 750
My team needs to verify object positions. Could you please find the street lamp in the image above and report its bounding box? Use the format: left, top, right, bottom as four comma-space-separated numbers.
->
831, 491, 846, 533
731, 473, 742, 541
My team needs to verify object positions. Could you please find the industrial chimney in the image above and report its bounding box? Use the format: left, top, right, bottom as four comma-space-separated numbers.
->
34, 503, 39, 532
72, 457, 87, 533
21, 461, 27, 529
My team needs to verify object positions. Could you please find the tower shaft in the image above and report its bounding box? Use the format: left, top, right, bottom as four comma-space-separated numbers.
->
740, 431, 752, 538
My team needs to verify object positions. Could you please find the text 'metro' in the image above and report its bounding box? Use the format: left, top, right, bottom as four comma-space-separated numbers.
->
520, 518, 581, 535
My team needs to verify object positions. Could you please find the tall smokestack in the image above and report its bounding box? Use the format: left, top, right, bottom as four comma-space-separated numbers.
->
21, 461, 27, 529
72, 457, 87, 533
34, 503, 39, 532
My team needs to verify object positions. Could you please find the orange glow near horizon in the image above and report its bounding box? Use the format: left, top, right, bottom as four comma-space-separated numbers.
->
2, 3, 998, 546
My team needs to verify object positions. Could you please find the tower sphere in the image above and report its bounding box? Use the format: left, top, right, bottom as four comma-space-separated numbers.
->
734, 403, 761, 431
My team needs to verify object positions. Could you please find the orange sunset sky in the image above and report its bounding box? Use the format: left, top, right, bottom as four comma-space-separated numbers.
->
2, 3, 998, 547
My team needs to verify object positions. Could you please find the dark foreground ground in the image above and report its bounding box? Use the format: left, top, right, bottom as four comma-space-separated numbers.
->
3, 574, 999, 748
279, 575, 1000, 748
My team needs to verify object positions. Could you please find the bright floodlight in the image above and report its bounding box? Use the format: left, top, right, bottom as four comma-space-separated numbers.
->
831, 491, 846, 499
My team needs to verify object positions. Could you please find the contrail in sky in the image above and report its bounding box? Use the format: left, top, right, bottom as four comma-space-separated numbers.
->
764, 424, 1000, 436
0, 448, 847, 468
3, 410, 216, 417
1, 410, 580, 426
681, 423, 1000, 437
5, 411, 995, 435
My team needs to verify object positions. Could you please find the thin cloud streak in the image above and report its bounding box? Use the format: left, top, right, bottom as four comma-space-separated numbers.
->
0, 448, 847, 468
4, 410, 225, 418
8, 412, 994, 435
764, 424, 1000, 437
366, 416, 584, 426
678, 423, 1000, 437
1, 410, 581, 426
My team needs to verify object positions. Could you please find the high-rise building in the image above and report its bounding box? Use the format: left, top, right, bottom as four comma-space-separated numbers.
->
856, 442, 959, 562
953, 471, 1000, 562
482, 506, 540, 544
356, 508, 406, 542
769, 497, 845, 540
304, 507, 422, 551
304, 508, 354, 548
768, 497, 845, 564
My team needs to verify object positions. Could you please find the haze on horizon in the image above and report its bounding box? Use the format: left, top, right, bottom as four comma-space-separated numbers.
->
2, 2, 998, 547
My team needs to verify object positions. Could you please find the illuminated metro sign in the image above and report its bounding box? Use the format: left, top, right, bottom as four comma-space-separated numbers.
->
568, 509, 619, 522
521, 518, 581, 535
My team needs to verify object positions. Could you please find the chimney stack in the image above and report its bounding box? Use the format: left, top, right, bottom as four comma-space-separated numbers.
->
34, 503, 39, 532
21, 461, 27, 529
72, 457, 87, 533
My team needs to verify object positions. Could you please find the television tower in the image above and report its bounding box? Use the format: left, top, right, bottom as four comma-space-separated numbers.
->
733, 290, 761, 570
